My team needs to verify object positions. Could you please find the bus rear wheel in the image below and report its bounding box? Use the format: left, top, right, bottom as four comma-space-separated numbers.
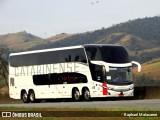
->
72, 88, 80, 101
21, 91, 29, 103
29, 90, 36, 103
82, 88, 90, 101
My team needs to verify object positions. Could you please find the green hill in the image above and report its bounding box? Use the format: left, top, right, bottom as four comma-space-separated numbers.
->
96, 33, 154, 51
46, 16, 160, 63
47, 33, 74, 43
0, 31, 49, 52
134, 58, 160, 79
47, 16, 160, 48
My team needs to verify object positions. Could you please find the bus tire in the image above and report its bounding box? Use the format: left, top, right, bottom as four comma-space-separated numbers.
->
21, 90, 29, 103
82, 88, 90, 101
72, 88, 80, 101
29, 90, 36, 103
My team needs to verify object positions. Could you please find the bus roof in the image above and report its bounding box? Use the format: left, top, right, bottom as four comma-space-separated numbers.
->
10, 44, 124, 56
84, 44, 123, 47
10, 45, 83, 56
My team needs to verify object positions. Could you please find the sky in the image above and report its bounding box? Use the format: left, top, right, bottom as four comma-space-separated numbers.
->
0, 0, 160, 38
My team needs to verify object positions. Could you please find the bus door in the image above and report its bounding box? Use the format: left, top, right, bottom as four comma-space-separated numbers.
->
90, 63, 106, 95
57, 74, 69, 97
47, 84, 57, 98
54, 84, 68, 98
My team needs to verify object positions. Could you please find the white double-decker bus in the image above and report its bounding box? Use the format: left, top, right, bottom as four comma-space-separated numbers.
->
9, 44, 141, 103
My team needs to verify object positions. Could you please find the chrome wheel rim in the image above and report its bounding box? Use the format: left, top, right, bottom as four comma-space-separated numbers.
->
30, 93, 35, 101
84, 91, 90, 100
74, 91, 80, 100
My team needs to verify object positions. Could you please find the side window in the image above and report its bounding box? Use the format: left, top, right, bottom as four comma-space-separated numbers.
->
10, 54, 30, 67
36, 51, 60, 65
59, 48, 87, 63
33, 74, 50, 85
85, 47, 97, 60
89, 63, 105, 83
23, 55, 28, 66
50, 73, 88, 84
33, 73, 88, 85
10, 48, 87, 67
85, 47, 101, 61
28, 54, 38, 66
10, 56, 17, 67
60, 50, 71, 63
71, 48, 87, 63
10, 51, 61, 67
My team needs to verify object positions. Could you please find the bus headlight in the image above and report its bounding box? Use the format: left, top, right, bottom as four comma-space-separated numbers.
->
129, 87, 133, 90
129, 85, 134, 90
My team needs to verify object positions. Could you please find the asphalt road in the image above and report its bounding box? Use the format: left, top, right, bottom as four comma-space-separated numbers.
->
0, 99, 160, 110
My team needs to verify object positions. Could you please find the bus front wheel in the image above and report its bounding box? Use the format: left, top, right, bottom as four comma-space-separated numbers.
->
72, 88, 80, 101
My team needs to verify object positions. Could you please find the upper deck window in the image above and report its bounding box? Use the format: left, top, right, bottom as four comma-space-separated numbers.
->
10, 48, 87, 67
85, 45, 130, 64
100, 46, 129, 63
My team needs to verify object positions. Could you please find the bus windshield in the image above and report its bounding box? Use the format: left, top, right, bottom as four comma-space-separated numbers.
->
106, 67, 133, 85
84, 45, 130, 64
100, 46, 129, 63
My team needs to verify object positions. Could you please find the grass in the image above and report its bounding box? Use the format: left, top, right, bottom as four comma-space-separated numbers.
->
0, 107, 151, 111
134, 58, 160, 80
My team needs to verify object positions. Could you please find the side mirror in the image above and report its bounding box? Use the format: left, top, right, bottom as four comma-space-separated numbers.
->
132, 61, 141, 72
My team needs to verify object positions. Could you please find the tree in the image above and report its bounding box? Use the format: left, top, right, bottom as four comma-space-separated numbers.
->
0, 47, 9, 88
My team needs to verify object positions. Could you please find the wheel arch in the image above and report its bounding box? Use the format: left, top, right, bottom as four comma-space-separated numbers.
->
28, 89, 34, 93
72, 87, 79, 94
